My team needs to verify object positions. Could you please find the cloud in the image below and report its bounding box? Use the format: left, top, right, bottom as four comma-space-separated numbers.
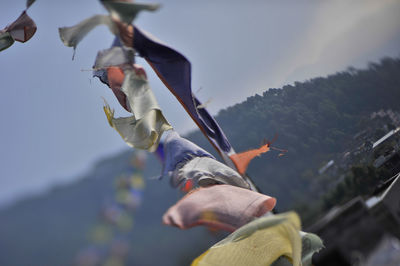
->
266, 0, 400, 87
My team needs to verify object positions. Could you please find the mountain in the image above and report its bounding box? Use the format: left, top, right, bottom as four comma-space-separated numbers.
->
186, 57, 400, 208
0, 57, 399, 265
0, 150, 220, 266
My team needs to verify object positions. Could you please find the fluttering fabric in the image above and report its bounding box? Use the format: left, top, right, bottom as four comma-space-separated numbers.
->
154, 140, 165, 163
174, 157, 250, 189
272, 232, 323, 266
26, 0, 36, 9
0, 32, 14, 52
230, 143, 270, 175
59, 3, 172, 152
191, 212, 301, 266
101, 0, 160, 24
103, 66, 172, 152
132, 26, 234, 159
131, 26, 266, 191
161, 130, 250, 190
106, 66, 130, 112
57, 4, 324, 265
59, 15, 116, 55
93, 44, 132, 69
92, 37, 135, 111
119, 68, 160, 119
59, 1, 159, 51
161, 130, 214, 180
162, 185, 276, 232
0, 10, 36, 52
299, 232, 324, 266
61, 2, 258, 187
104, 105, 171, 152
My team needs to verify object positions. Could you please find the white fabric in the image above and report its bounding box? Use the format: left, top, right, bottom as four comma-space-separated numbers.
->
173, 156, 250, 189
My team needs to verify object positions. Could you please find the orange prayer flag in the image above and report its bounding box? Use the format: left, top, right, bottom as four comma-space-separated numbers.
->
229, 143, 270, 175
106, 66, 130, 112
107, 66, 125, 88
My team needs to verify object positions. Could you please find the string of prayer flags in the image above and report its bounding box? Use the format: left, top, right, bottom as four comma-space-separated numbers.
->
0, 1, 37, 52
61, 0, 262, 188
131, 150, 147, 170
191, 212, 302, 266
57, 3, 323, 265
77, 153, 147, 266
59, 0, 158, 55
131, 25, 261, 190
59, 2, 172, 152
162, 185, 276, 232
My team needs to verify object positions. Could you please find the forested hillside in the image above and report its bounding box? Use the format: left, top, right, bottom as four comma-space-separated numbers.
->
187, 57, 400, 209
0, 57, 399, 265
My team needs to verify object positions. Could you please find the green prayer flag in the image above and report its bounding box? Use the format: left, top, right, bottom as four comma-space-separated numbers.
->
0, 31, 15, 52
101, 1, 160, 24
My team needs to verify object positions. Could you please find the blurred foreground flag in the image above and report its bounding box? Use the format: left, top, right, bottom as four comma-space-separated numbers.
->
191, 212, 301, 266
163, 184, 276, 232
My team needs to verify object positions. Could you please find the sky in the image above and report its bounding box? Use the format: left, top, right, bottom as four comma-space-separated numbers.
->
0, 0, 399, 208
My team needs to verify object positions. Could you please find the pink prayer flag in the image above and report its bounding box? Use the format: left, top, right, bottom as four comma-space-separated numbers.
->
162, 185, 276, 232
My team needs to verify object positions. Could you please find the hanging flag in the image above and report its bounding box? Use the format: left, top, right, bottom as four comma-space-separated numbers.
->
131, 27, 262, 191
59, 0, 159, 55
298, 232, 324, 266
26, 0, 36, 9
230, 143, 270, 175
154, 140, 165, 163
162, 184, 276, 232
0, 11, 36, 52
100, 0, 160, 24
132, 26, 234, 158
160, 130, 214, 180
101, 64, 172, 152
159, 130, 249, 189
191, 212, 302, 266
174, 156, 249, 189
59, 6, 172, 152
103, 103, 172, 152
59, 15, 116, 52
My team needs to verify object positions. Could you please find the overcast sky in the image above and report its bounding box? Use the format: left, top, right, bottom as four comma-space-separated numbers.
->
0, 0, 399, 208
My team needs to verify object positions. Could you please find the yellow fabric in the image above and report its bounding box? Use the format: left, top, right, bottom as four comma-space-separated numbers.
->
103, 103, 171, 152
191, 250, 210, 265
191, 212, 301, 266
103, 67, 172, 152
